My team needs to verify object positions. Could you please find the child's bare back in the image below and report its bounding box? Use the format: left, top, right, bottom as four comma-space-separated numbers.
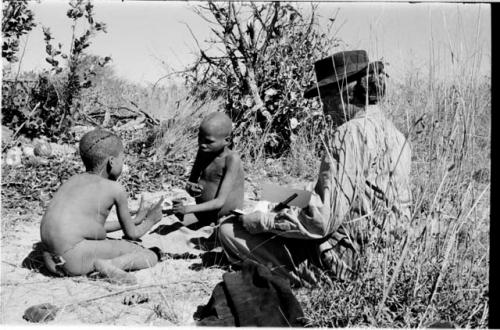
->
41, 173, 122, 256
40, 129, 164, 284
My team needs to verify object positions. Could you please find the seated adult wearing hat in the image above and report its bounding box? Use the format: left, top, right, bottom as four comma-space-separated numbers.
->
218, 50, 412, 286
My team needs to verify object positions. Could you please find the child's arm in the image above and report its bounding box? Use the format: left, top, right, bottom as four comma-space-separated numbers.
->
112, 186, 164, 240
174, 153, 241, 215
104, 195, 148, 233
186, 149, 204, 196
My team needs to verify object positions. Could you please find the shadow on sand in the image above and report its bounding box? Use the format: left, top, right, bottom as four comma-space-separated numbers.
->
21, 242, 63, 277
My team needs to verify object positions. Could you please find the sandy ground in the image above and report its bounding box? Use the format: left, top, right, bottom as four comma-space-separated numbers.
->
1, 172, 309, 325
0, 190, 242, 325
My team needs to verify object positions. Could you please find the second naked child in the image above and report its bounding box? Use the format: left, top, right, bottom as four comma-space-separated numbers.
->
172, 112, 244, 229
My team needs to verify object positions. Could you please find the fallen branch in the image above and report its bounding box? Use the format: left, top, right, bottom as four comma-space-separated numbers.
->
68, 279, 205, 306
94, 100, 160, 126
1, 260, 21, 269
126, 101, 160, 126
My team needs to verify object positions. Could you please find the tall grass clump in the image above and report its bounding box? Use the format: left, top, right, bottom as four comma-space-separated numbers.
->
146, 86, 224, 162
105, 81, 224, 194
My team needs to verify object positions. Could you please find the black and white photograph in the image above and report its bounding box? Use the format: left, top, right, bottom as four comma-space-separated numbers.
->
1, 0, 491, 327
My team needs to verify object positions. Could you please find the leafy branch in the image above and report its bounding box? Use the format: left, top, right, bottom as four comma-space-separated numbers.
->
42, 0, 111, 131
2, 0, 36, 63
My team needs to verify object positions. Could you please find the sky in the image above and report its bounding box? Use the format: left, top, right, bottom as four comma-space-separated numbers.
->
12, 1, 491, 86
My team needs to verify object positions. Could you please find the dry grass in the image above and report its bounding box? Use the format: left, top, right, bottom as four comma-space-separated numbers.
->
147, 87, 223, 162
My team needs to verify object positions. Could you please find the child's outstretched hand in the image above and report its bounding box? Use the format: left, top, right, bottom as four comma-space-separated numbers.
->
145, 197, 164, 224
172, 200, 189, 215
185, 181, 203, 197
134, 194, 147, 224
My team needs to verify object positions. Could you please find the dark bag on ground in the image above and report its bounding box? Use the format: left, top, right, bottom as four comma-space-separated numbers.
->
195, 260, 305, 327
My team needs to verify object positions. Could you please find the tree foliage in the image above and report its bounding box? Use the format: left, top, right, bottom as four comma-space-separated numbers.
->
42, 0, 111, 131
184, 1, 342, 157
2, 0, 36, 63
2, 0, 111, 141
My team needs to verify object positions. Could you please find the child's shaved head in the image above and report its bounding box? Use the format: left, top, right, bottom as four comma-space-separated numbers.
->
79, 129, 123, 171
200, 112, 232, 138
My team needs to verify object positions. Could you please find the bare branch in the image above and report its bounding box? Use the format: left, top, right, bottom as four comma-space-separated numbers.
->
191, 5, 217, 25
230, 2, 251, 62
260, 2, 280, 59
151, 69, 190, 92
182, 22, 203, 51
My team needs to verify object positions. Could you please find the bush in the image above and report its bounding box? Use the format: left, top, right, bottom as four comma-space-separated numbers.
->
1, 0, 110, 142
184, 2, 342, 159
1, 73, 63, 140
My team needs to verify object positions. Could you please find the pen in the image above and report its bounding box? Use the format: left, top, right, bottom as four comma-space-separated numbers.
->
273, 193, 298, 211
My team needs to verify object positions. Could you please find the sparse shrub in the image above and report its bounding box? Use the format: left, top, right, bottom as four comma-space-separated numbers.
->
2, 73, 65, 140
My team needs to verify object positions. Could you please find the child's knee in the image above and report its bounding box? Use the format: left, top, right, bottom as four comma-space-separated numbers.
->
148, 247, 162, 263
62, 258, 93, 276
61, 249, 96, 276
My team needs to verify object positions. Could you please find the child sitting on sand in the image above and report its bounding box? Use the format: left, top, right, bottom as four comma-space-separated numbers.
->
172, 112, 244, 229
40, 129, 164, 285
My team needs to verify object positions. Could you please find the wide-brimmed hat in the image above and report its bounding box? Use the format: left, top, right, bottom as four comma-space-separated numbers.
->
304, 50, 382, 98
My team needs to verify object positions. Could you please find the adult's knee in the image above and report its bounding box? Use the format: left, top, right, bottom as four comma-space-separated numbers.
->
217, 220, 235, 245
217, 219, 247, 264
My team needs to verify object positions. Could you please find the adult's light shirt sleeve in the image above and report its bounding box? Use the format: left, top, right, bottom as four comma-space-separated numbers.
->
251, 124, 364, 239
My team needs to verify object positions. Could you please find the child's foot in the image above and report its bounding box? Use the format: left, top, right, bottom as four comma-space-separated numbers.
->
94, 259, 138, 285
41, 251, 66, 277
105, 271, 137, 285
